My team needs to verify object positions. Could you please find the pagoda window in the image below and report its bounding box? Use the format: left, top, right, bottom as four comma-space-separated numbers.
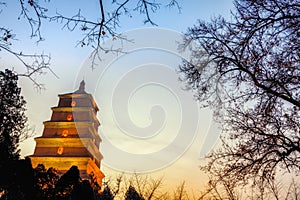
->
57, 147, 64, 155
71, 100, 76, 107
67, 114, 73, 121
62, 130, 69, 137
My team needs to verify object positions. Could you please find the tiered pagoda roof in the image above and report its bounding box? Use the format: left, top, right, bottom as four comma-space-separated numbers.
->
30, 80, 104, 189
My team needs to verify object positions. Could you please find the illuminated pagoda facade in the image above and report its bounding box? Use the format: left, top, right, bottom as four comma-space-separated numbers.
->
30, 80, 104, 189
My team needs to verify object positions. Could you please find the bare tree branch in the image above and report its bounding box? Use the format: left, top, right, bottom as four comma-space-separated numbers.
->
1, 0, 180, 84
180, 0, 300, 192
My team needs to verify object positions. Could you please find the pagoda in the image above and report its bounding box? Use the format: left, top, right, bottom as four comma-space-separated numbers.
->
30, 80, 104, 189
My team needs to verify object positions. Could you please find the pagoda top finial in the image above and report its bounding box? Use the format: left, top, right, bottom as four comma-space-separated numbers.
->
74, 80, 86, 93
79, 80, 85, 91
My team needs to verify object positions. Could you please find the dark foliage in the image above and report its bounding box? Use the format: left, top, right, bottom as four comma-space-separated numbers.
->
0, 69, 29, 199
0, 69, 27, 161
55, 166, 81, 198
0, 158, 35, 200
125, 186, 145, 200
33, 164, 59, 200
33, 165, 101, 200
71, 180, 95, 200
98, 186, 114, 200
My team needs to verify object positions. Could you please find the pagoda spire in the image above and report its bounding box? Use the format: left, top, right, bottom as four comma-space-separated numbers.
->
79, 80, 85, 91
75, 80, 86, 93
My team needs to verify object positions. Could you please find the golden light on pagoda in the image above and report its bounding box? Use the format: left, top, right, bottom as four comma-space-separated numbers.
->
71, 100, 76, 107
62, 130, 68, 137
57, 147, 64, 155
67, 114, 73, 121
30, 80, 105, 191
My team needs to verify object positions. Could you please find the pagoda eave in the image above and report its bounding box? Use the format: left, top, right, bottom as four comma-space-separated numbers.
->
43, 121, 100, 128
58, 93, 99, 111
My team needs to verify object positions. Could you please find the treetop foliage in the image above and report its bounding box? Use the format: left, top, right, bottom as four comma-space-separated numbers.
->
125, 186, 145, 200
0, 69, 27, 161
0, 69, 30, 199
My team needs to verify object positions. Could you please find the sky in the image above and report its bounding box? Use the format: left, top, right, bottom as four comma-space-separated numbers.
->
0, 0, 234, 195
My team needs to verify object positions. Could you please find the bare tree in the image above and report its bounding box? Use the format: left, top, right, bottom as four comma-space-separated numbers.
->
127, 173, 166, 200
48, 0, 181, 48
0, 0, 180, 86
285, 178, 300, 200
101, 174, 178, 200
48, 0, 181, 67
0, 1, 51, 89
198, 168, 242, 200
180, 0, 300, 190
172, 182, 189, 200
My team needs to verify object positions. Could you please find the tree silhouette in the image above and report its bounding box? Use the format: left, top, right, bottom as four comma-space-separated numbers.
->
98, 185, 114, 200
125, 185, 145, 200
33, 164, 59, 200
33, 164, 102, 200
0, 69, 27, 161
0, 69, 30, 199
172, 182, 189, 200
71, 180, 95, 200
180, 0, 300, 189
55, 165, 81, 198
0, 157, 36, 200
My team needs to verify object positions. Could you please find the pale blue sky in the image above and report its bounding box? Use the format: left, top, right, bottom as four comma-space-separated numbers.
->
0, 0, 234, 194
